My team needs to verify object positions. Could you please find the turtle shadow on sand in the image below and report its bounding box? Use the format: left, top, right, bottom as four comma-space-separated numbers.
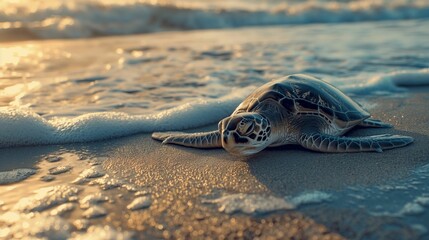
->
245, 127, 429, 196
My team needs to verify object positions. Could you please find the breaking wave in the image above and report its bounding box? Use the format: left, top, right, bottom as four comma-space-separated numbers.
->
0, 88, 248, 148
1, 0, 429, 40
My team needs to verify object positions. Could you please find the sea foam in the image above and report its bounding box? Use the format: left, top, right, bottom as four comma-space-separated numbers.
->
0, 88, 248, 148
289, 191, 332, 207
13, 185, 80, 212
343, 68, 429, 95
204, 193, 295, 215
1, 0, 429, 40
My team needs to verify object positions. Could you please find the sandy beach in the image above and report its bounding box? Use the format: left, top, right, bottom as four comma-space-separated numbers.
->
1, 85, 428, 239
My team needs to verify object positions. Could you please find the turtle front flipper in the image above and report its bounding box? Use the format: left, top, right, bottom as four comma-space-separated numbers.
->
359, 118, 393, 128
152, 130, 221, 148
298, 133, 413, 153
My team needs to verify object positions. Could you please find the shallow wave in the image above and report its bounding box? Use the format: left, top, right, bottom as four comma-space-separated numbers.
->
0, 87, 251, 148
343, 68, 429, 95
1, 0, 429, 40
1, 70, 428, 148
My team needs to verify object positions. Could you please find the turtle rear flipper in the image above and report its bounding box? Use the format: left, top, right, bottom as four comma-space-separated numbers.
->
298, 133, 413, 153
152, 131, 221, 148
359, 118, 393, 128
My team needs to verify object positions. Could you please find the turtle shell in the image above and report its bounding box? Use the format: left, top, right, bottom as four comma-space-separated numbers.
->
234, 74, 370, 128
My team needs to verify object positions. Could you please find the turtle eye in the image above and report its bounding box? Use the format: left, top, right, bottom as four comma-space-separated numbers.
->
238, 120, 255, 136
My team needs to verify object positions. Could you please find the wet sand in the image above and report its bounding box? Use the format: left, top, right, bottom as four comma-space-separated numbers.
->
0, 87, 428, 239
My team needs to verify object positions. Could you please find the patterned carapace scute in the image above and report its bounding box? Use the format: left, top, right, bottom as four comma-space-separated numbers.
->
234, 74, 370, 127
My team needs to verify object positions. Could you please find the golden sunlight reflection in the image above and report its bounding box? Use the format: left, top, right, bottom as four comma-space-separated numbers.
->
2, 81, 41, 98
0, 45, 35, 68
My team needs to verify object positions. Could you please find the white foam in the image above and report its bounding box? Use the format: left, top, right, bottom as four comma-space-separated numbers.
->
1, 0, 429, 40
49, 166, 72, 175
127, 196, 152, 210
343, 68, 429, 95
204, 193, 295, 215
415, 196, 429, 206
289, 191, 333, 207
0, 168, 36, 185
82, 206, 107, 219
396, 195, 429, 216
90, 175, 123, 190
79, 166, 106, 179
13, 185, 80, 212
79, 194, 109, 209
400, 202, 426, 216
50, 203, 76, 216
0, 89, 247, 148
73, 166, 106, 184
373, 195, 429, 217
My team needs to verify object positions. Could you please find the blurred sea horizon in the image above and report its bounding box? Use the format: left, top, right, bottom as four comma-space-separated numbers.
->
1, 0, 429, 41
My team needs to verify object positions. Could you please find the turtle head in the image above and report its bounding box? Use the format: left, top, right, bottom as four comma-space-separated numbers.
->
219, 113, 272, 156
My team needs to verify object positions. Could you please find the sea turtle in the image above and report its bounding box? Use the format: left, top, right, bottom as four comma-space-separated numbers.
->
152, 74, 414, 156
